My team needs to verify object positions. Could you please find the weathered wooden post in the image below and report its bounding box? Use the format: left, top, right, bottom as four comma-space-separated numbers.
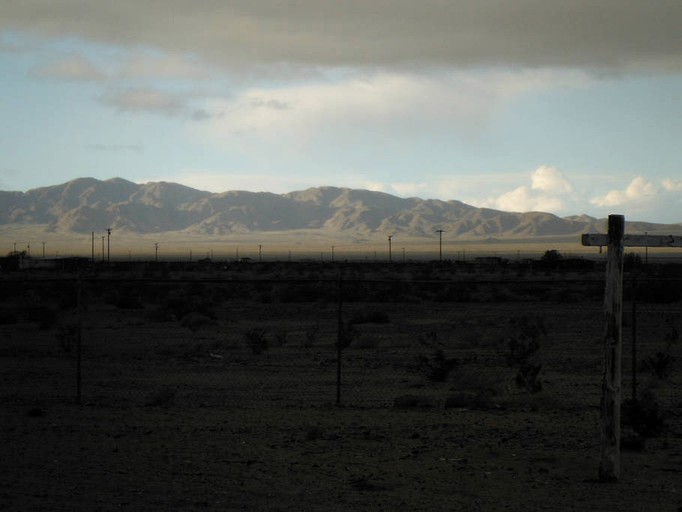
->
582, 218, 682, 482
600, 214, 624, 481
76, 274, 83, 405
336, 276, 343, 405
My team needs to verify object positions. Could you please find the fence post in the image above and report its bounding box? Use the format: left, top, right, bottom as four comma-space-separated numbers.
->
336, 276, 343, 405
599, 214, 624, 482
631, 274, 637, 403
76, 275, 83, 405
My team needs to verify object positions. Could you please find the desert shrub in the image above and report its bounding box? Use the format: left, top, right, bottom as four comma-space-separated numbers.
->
664, 317, 679, 345
636, 280, 682, 304
515, 362, 543, 393
304, 325, 320, 348
624, 253, 642, 271
352, 335, 380, 349
105, 287, 144, 309
274, 329, 288, 347
457, 330, 484, 348
393, 395, 438, 409
146, 387, 177, 407
145, 307, 172, 322
349, 310, 390, 325
161, 289, 217, 321
333, 321, 358, 351
244, 328, 268, 354
506, 337, 540, 366
450, 366, 504, 397
25, 304, 58, 330
444, 390, 494, 410
413, 349, 458, 382
55, 323, 78, 353
622, 388, 666, 437
0, 307, 16, 325
639, 352, 676, 380
504, 315, 545, 393
181, 312, 217, 333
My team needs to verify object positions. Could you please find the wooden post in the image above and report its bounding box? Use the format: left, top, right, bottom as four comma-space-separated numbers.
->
76, 275, 83, 405
599, 214, 624, 482
336, 277, 343, 405
582, 221, 681, 481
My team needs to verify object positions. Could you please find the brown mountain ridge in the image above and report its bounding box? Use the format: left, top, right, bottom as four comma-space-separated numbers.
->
0, 177, 676, 240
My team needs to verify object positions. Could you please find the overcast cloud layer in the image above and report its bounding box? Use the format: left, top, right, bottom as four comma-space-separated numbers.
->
3, 0, 682, 72
1, 1, 682, 223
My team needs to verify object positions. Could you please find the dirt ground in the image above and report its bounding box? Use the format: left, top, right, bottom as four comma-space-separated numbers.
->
1, 268, 681, 511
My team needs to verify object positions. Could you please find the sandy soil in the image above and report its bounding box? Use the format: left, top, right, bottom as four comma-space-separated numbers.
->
1, 270, 681, 511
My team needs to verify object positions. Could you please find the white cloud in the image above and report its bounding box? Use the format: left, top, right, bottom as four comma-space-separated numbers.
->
146, 171, 304, 194
121, 53, 211, 80
32, 55, 106, 81
531, 165, 573, 194
101, 88, 188, 116
389, 182, 428, 197
195, 70, 587, 148
472, 166, 573, 213
590, 176, 657, 207
479, 185, 563, 213
662, 178, 682, 192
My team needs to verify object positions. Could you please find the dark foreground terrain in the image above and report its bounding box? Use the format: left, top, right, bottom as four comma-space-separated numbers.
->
1, 260, 681, 510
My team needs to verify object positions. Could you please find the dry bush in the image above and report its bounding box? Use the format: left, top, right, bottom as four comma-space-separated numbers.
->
180, 312, 217, 333
352, 335, 380, 349
145, 387, 176, 407
244, 328, 268, 354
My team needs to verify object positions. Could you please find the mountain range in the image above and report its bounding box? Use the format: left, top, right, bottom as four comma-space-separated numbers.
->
0, 177, 677, 240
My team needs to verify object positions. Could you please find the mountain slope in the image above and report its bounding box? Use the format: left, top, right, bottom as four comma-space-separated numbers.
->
0, 178, 677, 239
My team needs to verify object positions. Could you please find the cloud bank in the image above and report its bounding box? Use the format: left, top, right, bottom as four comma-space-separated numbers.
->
3, 1, 682, 73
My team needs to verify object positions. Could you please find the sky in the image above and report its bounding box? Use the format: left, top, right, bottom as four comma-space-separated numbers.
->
1, 1, 681, 223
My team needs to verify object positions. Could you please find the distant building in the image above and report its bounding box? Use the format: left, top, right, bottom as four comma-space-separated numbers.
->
18, 256, 90, 271
474, 256, 506, 267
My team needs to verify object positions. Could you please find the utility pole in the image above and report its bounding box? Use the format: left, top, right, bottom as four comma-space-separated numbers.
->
436, 229, 444, 262
106, 228, 112, 264
387, 235, 393, 262
154, 242, 159, 262
259, 244, 262, 262
101, 236, 105, 262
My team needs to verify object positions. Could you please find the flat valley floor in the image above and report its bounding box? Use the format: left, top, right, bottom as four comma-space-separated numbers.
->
1, 264, 681, 510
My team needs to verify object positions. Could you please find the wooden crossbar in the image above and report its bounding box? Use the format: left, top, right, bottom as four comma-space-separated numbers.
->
582, 233, 682, 248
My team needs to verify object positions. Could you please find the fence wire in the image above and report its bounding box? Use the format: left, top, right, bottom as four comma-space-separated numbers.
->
1, 268, 680, 421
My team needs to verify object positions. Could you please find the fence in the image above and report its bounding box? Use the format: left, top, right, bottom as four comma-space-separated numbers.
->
1, 261, 680, 418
